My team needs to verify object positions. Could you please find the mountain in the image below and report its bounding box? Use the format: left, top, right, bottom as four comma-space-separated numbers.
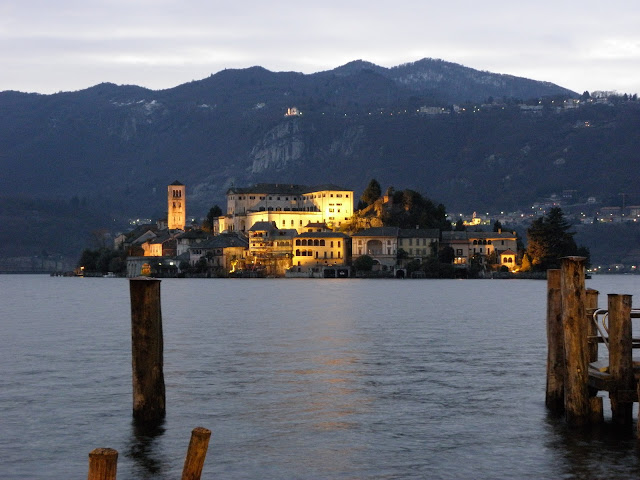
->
1, 57, 638, 265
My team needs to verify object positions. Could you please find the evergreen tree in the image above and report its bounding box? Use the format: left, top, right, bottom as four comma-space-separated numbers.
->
203, 205, 222, 232
361, 179, 382, 206
526, 207, 578, 270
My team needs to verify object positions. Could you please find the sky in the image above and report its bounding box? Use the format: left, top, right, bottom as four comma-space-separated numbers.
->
1, 0, 639, 95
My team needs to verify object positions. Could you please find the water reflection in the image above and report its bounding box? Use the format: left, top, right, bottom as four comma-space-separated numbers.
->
127, 419, 166, 478
545, 412, 640, 478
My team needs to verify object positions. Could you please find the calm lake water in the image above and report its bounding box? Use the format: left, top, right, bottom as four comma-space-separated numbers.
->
2, 274, 640, 479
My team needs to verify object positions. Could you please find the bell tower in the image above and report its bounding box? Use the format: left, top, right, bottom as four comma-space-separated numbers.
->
168, 181, 186, 230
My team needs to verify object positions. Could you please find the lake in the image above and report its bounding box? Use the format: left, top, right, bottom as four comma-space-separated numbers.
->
1, 274, 640, 479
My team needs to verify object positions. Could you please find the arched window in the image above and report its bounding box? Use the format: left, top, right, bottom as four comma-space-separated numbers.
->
473, 240, 478, 245
314, 239, 320, 246
319, 240, 325, 246
301, 239, 307, 246
296, 239, 301, 246
488, 240, 492, 245
296, 249, 300, 256
483, 240, 487, 245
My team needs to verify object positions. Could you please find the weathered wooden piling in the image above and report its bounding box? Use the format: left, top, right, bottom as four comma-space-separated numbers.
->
560, 256, 590, 426
87, 448, 118, 480
607, 293, 634, 427
130, 278, 166, 422
585, 288, 604, 424
585, 289, 599, 363
545, 269, 564, 412
181, 427, 212, 480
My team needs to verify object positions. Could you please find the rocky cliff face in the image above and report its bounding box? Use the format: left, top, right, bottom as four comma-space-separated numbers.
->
249, 119, 306, 174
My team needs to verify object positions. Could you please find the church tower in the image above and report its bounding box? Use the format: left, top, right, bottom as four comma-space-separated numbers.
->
168, 181, 186, 230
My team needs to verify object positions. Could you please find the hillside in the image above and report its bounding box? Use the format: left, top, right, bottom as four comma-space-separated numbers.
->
0, 58, 638, 266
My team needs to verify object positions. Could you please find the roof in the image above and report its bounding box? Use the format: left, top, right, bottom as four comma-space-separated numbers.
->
176, 230, 212, 240
499, 249, 517, 256
170, 180, 184, 186
352, 227, 400, 237
305, 222, 329, 228
227, 183, 351, 195
198, 234, 249, 249
442, 230, 517, 241
398, 228, 440, 238
295, 231, 349, 239
249, 221, 278, 232
468, 231, 517, 239
441, 231, 468, 241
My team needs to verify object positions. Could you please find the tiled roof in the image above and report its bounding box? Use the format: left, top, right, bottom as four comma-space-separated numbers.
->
351, 227, 400, 237
227, 183, 350, 195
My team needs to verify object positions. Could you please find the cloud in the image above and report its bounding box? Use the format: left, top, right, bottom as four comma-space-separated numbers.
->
1, 0, 639, 94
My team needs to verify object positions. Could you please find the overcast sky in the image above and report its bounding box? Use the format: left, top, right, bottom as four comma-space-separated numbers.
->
2, 0, 639, 95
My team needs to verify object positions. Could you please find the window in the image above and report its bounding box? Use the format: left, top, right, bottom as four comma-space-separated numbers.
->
330, 241, 334, 248
314, 240, 319, 246
320, 240, 325, 246
338, 251, 341, 258
409, 239, 413, 246
338, 241, 341, 248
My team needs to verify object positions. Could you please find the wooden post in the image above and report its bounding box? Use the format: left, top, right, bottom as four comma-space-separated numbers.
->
181, 427, 212, 480
584, 288, 604, 423
545, 269, 564, 412
585, 289, 599, 363
560, 256, 589, 426
130, 278, 166, 422
607, 293, 633, 427
88, 448, 118, 480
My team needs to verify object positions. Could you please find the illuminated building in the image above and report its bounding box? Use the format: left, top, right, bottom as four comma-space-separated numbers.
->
291, 231, 350, 275
216, 183, 354, 234
168, 181, 186, 230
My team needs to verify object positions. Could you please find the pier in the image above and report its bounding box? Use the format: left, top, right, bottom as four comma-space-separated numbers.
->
546, 256, 640, 431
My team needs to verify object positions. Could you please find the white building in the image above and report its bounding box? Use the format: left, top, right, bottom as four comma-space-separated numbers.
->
216, 183, 354, 234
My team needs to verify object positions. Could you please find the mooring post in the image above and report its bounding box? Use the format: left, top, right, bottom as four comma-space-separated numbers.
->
585, 289, 599, 363
560, 256, 590, 426
181, 427, 212, 480
607, 293, 633, 427
546, 269, 564, 412
585, 288, 604, 423
87, 448, 118, 480
130, 278, 166, 422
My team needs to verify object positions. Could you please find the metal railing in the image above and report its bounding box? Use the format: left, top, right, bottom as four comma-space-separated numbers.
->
590, 308, 640, 351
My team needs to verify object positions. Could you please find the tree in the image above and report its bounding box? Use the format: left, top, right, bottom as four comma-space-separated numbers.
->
353, 255, 375, 271
203, 205, 222, 232
361, 179, 381, 206
493, 220, 503, 232
454, 218, 466, 231
526, 207, 578, 270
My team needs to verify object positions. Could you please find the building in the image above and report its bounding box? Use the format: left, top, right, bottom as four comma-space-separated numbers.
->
216, 183, 354, 234
441, 230, 519, 269
397, 228, 440, 262
290, 231, 350, 275
247, 221, 297, 276
188, 233, 249, 272
351, 227, 401, 269
168, 181, 186, 230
